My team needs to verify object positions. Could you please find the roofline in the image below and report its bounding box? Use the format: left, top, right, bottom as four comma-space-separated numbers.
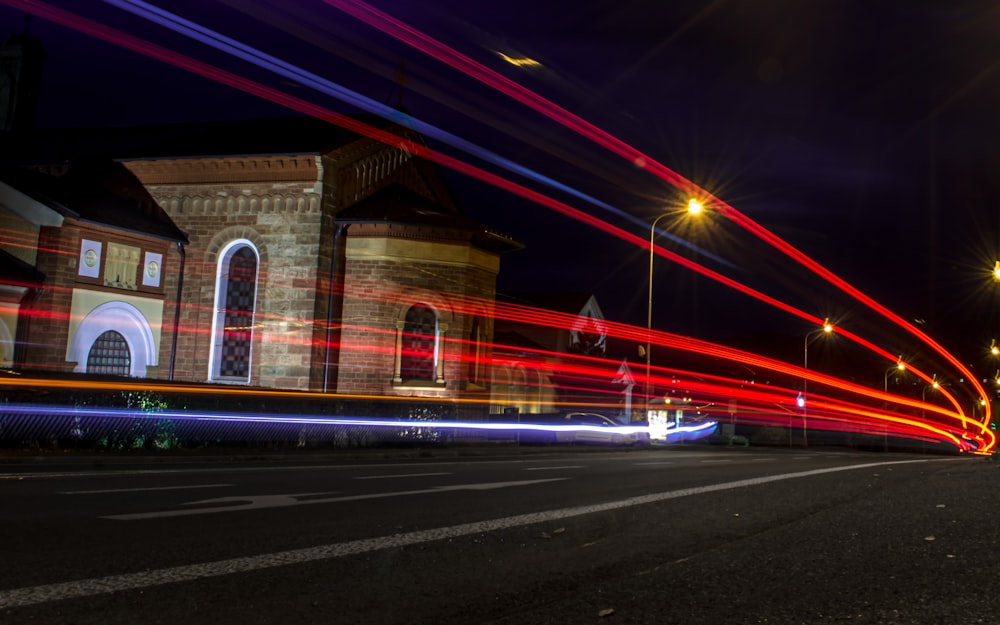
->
75, 216, 189, 245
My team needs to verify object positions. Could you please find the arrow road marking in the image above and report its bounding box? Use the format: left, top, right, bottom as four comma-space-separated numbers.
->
103, 478, 568, 521
0, 459, 947, 609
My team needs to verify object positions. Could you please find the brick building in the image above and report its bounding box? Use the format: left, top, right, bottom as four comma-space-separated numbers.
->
1, 115, 521, 405
0, 26, 641, 415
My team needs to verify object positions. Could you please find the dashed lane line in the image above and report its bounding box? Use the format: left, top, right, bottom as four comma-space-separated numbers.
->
0, 458, 943, 610
58, 484, 231, 495
354, 472, 452, 480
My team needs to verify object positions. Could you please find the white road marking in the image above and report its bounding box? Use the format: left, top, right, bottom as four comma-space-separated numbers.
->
58, 484, 231, 495
354, 472, 451, 480
103, 479, 568, 521
633, 462, 675, 466
0, 458, 941, 609
523, 465, 583, 471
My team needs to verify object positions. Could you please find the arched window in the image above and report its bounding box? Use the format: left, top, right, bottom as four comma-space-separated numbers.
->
86, 330, 131, 376
210, 242, 259, 383
400, 304, 438, 382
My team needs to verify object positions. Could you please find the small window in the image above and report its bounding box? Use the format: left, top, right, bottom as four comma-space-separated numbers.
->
86, 330, 131, 376
103, 242, 141, 291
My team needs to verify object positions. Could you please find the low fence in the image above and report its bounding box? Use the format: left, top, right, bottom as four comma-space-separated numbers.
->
0, 381, 494, 451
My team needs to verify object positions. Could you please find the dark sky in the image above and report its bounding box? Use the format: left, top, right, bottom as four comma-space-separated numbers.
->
4, 0, 1000, 369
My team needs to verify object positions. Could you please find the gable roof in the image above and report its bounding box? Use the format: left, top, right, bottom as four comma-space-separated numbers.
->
0, 160, 188, 243
0, 247, 45, 285
336, 183, 522, 254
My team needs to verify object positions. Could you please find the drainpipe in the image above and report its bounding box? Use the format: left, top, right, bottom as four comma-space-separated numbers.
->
168, 241, 186, 381
323, 224, 347, 392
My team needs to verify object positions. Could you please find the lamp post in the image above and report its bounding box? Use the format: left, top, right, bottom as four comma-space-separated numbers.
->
884, 357, 905, 392
922, 376, 940, 401
802, 318, 833, 447
921, 375, 940, 420
645, 199, 703, 419
882, 357, 904, 451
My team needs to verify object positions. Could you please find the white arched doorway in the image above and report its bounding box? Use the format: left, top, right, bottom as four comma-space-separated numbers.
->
69, 301, 156, 377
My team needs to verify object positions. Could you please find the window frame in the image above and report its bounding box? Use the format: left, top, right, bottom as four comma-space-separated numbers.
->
208, 240, 260, 384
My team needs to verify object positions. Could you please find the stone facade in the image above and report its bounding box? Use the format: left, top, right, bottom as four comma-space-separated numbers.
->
121, 126, 515, 399
126, 155, 327, 389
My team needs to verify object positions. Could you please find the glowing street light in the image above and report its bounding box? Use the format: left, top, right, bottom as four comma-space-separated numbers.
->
922, 375, 940, 401
884, 356, 906, 392
993, 261, 1000, 283
645, 199, 704, 417
801, 318, 834, 447
991, 339, 999, 357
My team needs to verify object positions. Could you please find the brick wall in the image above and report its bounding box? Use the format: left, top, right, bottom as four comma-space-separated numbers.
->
337, 248, 498, 396
25, 224, 77, 372
130, 157, 326, 390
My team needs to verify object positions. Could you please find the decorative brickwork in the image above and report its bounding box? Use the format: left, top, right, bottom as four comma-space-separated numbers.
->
117, 134, 509, 398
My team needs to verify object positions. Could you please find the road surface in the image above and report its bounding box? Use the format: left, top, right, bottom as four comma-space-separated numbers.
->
1, 446, 996, 624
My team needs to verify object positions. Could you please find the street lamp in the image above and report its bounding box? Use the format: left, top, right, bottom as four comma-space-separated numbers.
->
884, 356, 905, 392
645, 199, 704, 417
993, 261, 1000, 283
991, 339, 999, 357
922, 375, 940, 401
921, 375, 940, 419
802, 318, 834, 447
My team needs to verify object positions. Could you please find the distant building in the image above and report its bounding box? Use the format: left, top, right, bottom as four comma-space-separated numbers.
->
493, 292, 639, 420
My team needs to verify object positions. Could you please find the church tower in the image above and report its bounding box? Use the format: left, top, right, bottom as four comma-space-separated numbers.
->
0, 16, 46, 132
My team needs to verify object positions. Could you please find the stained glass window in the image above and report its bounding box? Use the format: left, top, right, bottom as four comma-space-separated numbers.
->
219, 246, 256, 378
86, 330, 131, 376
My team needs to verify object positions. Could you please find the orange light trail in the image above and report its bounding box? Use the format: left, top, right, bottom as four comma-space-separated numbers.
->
322, 0, 993, 449
0, 0, 991, 452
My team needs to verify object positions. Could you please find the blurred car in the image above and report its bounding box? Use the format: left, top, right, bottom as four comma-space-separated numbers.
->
556, 412, 646, 446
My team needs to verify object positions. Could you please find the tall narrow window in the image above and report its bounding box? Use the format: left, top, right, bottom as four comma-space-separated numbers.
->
468, 316, 483, 385
400, 304, 437, 382
86, 330, 131, 376
211, 242, 259, 382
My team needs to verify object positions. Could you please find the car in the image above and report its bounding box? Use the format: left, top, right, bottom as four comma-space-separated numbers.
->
556, 412, 645, 446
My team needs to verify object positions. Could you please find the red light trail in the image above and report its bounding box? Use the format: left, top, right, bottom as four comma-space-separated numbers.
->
0, 0, 991, 452
322, 0, 993, 448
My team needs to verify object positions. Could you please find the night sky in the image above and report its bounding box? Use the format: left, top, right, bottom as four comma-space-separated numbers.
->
3, 0, 1000, 371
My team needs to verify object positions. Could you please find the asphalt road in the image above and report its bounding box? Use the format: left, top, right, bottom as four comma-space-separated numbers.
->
1, 445, 998, 624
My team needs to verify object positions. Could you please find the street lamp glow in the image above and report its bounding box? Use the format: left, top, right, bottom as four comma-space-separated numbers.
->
687, 198, 704, 215
994, 261, 1000, 282
884, 356, 906, 392
802, 317, 835, 448
991, 339, 998, 356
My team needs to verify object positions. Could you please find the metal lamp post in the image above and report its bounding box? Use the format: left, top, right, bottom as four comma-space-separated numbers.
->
645, 199, 703, 419
802, 318, 833, 447
884, 357, 905, 392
